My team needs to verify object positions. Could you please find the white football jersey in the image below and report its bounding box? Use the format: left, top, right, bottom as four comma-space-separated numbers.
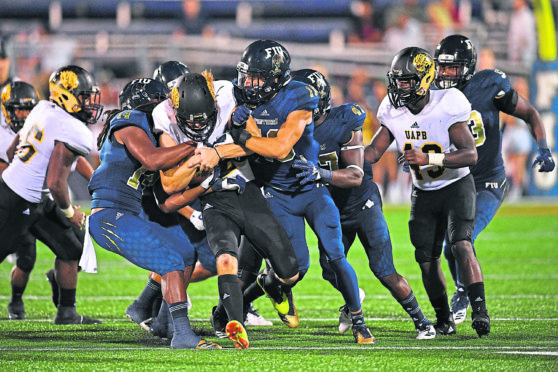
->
3, 100, 93, 202
0, 119, 16, 164
378, 88, 471, 191
153, 79, 254, 182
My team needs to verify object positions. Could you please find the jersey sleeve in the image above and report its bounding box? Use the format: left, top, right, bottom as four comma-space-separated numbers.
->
441, 88, 471, 126
152, 99, 173, 135
339, 103, 366, 144
377, 96, 395, 135
109, 110, 152, 138
56, 119, 93, 156
292, 81, 319, 112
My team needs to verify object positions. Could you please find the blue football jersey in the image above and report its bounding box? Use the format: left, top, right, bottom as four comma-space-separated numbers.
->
313, 103, 373, 214
248, 80, 319, 192
89, 110, 158, 214
462, 69, 511, 185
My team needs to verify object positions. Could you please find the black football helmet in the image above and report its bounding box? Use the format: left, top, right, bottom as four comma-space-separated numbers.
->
49, 65, 103, 124
171, 72, 217, 142
236, 39, 291, 106
153, 60, 190, 92
434, 34, 477, 89
119, 78, 167, 110
387, 47, 435, 109
1, 81, 39, 132
291, 69, 331, 121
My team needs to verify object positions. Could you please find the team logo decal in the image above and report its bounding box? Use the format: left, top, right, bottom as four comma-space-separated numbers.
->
171, 87, 180, 109
413, 53, 432, 73
1, 84, 11, 103
60, 70, 79, 90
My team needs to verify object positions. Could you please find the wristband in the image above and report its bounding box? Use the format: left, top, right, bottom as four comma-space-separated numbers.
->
320, 168, 334, 183
428, 153, 445, 167
60, 205, 75, 219
214, 147, 222, 161
536, 139, 548, 150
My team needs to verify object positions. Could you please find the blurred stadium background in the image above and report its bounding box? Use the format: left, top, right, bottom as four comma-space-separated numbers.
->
1, 0, 557, 203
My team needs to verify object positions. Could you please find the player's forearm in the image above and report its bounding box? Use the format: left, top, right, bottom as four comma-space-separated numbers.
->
441, 149, 478, 168
245, 136, 291, 159
158, 186, 207, 213
331, 168, 364, 188
215, 143, 251, 159
76, 156, 94, 180
160, 162, 197, 194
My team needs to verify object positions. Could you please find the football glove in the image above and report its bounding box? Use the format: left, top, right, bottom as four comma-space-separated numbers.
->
532, 147, 555, 172
199, 166, 221, 190
211, 175, 247, 194
292, 156, 333, 186
231, 105, 251, 128
189, 210, 205, 231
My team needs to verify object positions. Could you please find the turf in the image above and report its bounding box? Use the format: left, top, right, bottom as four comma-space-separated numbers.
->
1, 202, 557, 371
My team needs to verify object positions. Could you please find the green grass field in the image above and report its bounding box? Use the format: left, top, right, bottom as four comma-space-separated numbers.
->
1, 203, 557, 371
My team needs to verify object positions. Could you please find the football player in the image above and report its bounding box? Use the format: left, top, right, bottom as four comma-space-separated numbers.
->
1, 81, 96, 320
290, 69, 436, 340
88, 76, 220, 350
152, 72, 300, 349
191, 40, 375, 344
364, 47, 490, 338
434, 35, 555, 324
0, 66, 102, 325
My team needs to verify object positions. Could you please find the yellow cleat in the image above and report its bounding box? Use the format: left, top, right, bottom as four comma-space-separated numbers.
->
278, 290, 299, 328
256, 274, 290, 316
225, 320, 249, 349
195, 340, 222, 349
352, 325, 376, 344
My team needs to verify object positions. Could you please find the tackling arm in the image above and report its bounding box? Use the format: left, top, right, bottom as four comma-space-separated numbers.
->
331, 130, 365, 188
364, 126, 394, 164
158, 132, 198, 194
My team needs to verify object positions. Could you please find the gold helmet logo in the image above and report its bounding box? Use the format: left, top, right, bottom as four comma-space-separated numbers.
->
413, 53, 432, 73
60, 70, 79, 90
171, 87, 180, 109
1, 84, 11, 103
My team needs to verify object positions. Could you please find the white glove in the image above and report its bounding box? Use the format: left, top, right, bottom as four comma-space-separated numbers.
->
189, 210, 205, 231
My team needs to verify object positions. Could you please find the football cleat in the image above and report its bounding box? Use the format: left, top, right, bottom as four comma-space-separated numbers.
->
54, 306, 102, 325
210, 306, 228, 339
195, 340, 222, 350
416, 319, 436, 340
434, 313, 456, 335
471, 310, 491, 338
256, 274, 289, 316
245, 305, 273, 326
225, 320, 249, 349
352, 324, 376, 344
450, 289, 470, 325
278, 290, 299, 328
339, 288, 366, 333
126, 300, 152, 325
7, 300, 25, 320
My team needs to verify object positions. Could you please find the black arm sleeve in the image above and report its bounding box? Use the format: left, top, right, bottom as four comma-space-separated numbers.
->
493, 88, 518, 115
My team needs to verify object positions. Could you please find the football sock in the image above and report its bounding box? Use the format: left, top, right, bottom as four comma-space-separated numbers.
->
242, 282, 264, 313
260, 273, 284, 304
399, 291, 425, 327
136, 278, 162, 306
466, 282, 487, 313
10, 284, 25, 303
240, 270, 258, 292
329, 257, 360, 312
431, 293, 451, 321
218, 274, 244, 324
59, 288, 76, 308
168, 301, 199, 348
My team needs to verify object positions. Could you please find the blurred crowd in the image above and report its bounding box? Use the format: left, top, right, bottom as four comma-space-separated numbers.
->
0, 0, 542, 203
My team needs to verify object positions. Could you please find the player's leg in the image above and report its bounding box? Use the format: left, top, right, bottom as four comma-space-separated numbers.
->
305, 187, 374, 344
448, 175, 490, 337
29, 198, 100, 325
6, 230, 36, 320
355, 185, 435, 339
409, 186, 454, 336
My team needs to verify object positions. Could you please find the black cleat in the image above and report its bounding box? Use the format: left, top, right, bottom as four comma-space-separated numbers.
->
471, 310, 491, 338
54, 306, 102, 325
210, 306, 228, 339
434, 313, 456, 335
7, 300, 25, 320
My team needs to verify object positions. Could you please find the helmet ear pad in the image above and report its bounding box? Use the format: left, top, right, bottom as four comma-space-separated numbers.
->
173, 73, 218, 142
